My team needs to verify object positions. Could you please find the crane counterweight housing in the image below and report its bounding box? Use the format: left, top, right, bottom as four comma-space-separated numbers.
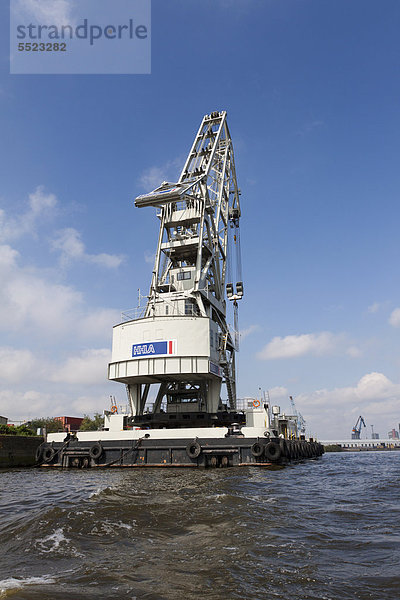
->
42, 111, 325, 469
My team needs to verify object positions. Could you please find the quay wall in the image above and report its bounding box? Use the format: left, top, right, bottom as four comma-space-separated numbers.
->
321, 438, 400, 452
0, 435, 44, 468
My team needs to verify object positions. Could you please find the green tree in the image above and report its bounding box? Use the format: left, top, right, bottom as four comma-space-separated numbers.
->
28, 417, 64, 434
0, 423, 37, 436
79, 413, 104, 431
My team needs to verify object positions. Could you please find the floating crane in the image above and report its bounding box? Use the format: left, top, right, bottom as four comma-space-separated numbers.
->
351, 415, 366, 439
41, 111, 325, 468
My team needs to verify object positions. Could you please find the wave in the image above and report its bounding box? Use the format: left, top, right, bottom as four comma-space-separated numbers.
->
0, 575, 56, 598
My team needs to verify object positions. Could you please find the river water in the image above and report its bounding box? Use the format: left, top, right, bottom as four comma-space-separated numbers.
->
0, 452, 399, 600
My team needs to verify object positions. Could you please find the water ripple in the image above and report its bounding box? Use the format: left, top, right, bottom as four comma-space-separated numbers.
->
0, 453, 399, 599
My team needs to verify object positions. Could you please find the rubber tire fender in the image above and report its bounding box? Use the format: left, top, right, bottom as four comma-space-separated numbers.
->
298, 441, 304, 457
251, 442, 264, 458
291, 441, 297, 459
295, 441, 302, 458
287, 440, 294, 460
186, 441, 202, 459
42, 446, 56, 463
35, 443, 44, 463
264, 441, 282, 462
279, 438, 288, 458
89, 442, 103, 460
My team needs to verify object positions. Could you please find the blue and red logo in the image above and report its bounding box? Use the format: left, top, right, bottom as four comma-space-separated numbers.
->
132, 340, 176, 358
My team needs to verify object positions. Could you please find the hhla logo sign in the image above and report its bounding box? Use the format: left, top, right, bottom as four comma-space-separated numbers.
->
132, 341, 176, 358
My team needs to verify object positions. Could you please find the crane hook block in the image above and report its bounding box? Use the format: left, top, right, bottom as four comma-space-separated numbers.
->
236, 282, 244, 298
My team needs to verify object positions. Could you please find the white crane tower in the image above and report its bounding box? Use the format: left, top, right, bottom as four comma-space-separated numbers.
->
108, 111, 244, 428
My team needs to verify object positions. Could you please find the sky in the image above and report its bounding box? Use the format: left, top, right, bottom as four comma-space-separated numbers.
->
0, 0, 399, 439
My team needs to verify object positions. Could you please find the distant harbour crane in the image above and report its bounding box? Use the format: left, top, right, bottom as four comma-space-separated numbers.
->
351, 415, 366, 439
289, 395, 306, 435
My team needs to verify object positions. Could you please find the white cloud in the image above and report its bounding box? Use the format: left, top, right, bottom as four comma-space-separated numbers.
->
70, 394, 113, 416
355, 372, 395, 401
0, 186, 57, 242
90, 253, 123, 269
240, 324, 259, 341
13, 0, 76, 26
0, 188, 123, 340
0, 242, 120, 340
1, 188, 122, 269
268, 386, 288, 401
52, 228, 124, 268
257, 331, 354, 360
29, 186, 57, 213
0, 187, 123, 428
0, 346, 114, 420
0, 244, 19, 269
144, 250, 155, 265
346, 345, 362, 358
0, 253, 81, 335
139, 157, 183, 191
0, 346, 111, 386
80, 308, 121, 339
0, 387, 109, 422
0, 389, 52, 420
296, 372, 400, 439
368, 302, 381, 314
0, 347, 41, 383
296, 119, 324, 136
51, 348, 110, 385
52, 226, 84, 259
0, 186, 127, 422
389, 308, 400, 327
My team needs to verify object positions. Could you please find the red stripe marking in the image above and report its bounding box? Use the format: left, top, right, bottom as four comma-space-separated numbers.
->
169, 340, 173, 354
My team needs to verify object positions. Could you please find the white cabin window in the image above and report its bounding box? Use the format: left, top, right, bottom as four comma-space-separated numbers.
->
177, 271, 191, 281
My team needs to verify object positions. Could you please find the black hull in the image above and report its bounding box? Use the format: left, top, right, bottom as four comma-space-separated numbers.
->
36, 437, 324, 469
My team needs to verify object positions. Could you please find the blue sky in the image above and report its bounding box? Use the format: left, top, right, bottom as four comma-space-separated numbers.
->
0, 0, 399, 438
